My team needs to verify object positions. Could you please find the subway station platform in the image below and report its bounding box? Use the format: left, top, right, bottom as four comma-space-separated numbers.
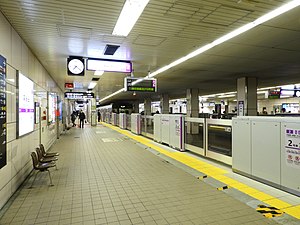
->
0, 123, 299, 225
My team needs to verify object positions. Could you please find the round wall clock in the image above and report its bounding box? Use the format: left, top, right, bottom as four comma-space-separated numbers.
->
67, 58, 84, 75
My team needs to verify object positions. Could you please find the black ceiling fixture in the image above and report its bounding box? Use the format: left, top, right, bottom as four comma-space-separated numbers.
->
103, 44, 120, 55
92, 77, 100, 81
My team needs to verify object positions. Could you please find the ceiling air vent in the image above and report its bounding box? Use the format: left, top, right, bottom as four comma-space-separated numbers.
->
103, 44, 120, 55
92, 78, 100, 81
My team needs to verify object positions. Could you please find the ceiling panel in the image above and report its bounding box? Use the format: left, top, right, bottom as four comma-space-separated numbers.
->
0, 0, 299, 104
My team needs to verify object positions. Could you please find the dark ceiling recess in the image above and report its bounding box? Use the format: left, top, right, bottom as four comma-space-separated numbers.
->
104, 44, 120, 55
92, 77, 100, 81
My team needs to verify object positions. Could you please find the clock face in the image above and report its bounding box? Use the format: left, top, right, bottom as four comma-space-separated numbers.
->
68, 59, 84, 75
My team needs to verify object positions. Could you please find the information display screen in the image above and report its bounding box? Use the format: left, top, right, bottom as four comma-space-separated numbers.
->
124, 77, 157, 92
65, 92, 94, 99
268, 90, 280, 99
86, 58, 132, 73
18, 72, 34, 137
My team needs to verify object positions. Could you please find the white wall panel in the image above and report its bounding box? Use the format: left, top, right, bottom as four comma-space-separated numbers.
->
21, 42, 29, 76
6, 123, 16, 143
29, 51, 35, 79
0, 184, 11, 211
10, 139, 21, 178
0, 12, 11, 62
11, 29, 22, 70
10, 86, 16, 122
21, 135, 30, 165
6, 65, 16, 86
6, 84, 12, 123
0, 143, 11, 190
0, 11, 63, 211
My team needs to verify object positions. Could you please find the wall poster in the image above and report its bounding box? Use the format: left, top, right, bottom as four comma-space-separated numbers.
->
0, 55, 6, 169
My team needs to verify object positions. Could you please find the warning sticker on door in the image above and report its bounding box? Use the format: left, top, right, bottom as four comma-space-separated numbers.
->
285, 128, 300, 169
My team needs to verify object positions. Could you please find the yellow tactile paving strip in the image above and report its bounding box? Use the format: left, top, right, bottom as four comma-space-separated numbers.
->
103, 122, 300, 220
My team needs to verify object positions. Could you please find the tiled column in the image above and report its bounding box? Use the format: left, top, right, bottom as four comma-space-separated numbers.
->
237, 77, 257, 116
144, 98, 152, 116
132, 101, 139, 113
186, 88, 199, 118
160, 94, 169, 114
186, 88, 199, 134
90, 98, 97, 126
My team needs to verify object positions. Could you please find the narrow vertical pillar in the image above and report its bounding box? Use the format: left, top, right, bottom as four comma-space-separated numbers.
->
132, 101, 139, 113
160, 94, 169, 114
237, 77, 257, 116
186, 88, 199, 118
186, 88, 199, 134
90, 98, 97, 126
144, 98, 152, 116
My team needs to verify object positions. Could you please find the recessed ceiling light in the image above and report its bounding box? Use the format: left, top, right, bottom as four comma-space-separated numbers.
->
88, 82, 97, 89
94, 70, 104, 76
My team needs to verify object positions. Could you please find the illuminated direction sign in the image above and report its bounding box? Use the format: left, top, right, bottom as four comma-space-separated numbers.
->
65, 92, 94, 99
124, 77, 157, 92
86, 58, 132, 73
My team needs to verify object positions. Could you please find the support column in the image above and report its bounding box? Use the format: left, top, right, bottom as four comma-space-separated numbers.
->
144, 98, 152, 116
186, 88, 199, 134
237, 77, 257, 116
90, 98, 97, 126
186, 88, 199, 118
160, 94, 169, 114
132, 101, 139, 113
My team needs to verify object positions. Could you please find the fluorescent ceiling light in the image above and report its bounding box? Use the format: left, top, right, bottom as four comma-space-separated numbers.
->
112, 0, 150, 36
257, 91, 267, 94
88, 82, 97, 89
201, 94, 216, 98
101, 0, 300, 102
217, 94, 236, 98
94, 70, 104, 76
257, 86, 276, 91
100, 88, 125, 102
280, 84, 295, 89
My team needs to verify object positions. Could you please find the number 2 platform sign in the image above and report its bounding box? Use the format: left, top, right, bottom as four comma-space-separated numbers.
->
285, 128, 300, 169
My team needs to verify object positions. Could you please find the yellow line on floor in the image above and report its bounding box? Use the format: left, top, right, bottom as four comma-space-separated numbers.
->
102, 123, 300, 220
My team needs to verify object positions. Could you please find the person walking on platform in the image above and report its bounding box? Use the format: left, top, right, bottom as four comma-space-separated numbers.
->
79, 110, 86, 128
71, 111, 77, 127
98, 110, 101, 122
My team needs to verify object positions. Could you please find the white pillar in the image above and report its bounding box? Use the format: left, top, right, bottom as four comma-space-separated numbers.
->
144, 98, 152, 116
132, 101, 139, 113
186, 88, 199, 118
186, 88, 199, 134
160, 94, 169, 114
237, 77, 257, 116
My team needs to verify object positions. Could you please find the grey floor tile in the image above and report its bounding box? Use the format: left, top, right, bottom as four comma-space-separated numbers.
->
0, 125, 288, 225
